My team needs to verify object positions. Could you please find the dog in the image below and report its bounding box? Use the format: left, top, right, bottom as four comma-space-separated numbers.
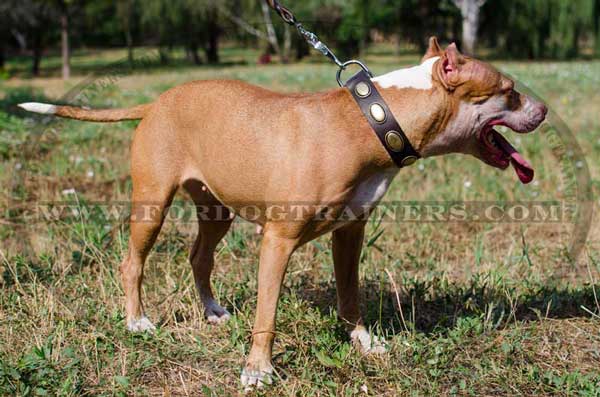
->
19, 37, 547, 387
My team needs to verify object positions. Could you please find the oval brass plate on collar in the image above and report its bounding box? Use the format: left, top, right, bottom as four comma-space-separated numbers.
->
385, 131, 404, 152
355, 82, 371, 98
402, 156, 418, 167
369, 103, 386, 123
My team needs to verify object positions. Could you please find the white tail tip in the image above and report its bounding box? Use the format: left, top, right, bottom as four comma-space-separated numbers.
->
18, 102, 57, 115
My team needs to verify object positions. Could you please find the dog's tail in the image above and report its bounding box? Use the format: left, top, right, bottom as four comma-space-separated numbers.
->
17, 102, 151, 122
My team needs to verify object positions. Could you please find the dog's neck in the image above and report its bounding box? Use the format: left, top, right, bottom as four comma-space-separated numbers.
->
370, 57, 454, 158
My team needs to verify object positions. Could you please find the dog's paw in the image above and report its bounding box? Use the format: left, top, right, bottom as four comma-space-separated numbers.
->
240, 362, 274, 390
206, 309, 231, 325
127, 316, 156, 333
350, 328, 388, 355
204, 302, 231, 325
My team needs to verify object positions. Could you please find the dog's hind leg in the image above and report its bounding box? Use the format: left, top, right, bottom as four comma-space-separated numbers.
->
184, 180, 233, 325
120, 169, 178, 332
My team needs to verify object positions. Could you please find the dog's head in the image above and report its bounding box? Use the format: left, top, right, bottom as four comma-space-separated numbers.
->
422, 37, 547, 184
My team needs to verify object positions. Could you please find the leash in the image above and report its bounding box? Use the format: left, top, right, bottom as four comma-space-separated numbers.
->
265, 0, 421, 167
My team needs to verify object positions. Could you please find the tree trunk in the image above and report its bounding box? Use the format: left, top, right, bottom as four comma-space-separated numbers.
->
118, 0, 134, 67
453, 0, 486, 55
597, 27, 600, 57
295, 38, 309, 61
281, 24, 291, 64
0, 44, 5, 70
32, 32, 43, 76
124, 14, 134, 67
595, 0, 600, 56
126, 30, 134, 67
205, 23, 220, 64
189, 43, 202, 65
11, 29, 27, 52
204, 9, 221, 64
260, 1, 282, 61
159, 47, 170, 64
60, 9, 70, 79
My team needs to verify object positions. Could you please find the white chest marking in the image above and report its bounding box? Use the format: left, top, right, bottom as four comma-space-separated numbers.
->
372, 57, 439, 90
350, 170, 398, 211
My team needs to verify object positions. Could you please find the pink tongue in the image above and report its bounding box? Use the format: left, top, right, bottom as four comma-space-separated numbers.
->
491, 130, 534, 184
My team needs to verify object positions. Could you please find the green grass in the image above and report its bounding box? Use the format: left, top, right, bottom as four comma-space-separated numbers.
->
1, 46, 600, 396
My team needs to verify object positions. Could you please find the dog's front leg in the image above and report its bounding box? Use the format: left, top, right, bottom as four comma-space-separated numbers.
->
332, 221, 387, 354
241, 229, 297, 388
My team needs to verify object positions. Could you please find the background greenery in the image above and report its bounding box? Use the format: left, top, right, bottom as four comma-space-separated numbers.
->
2, 0, 600, 80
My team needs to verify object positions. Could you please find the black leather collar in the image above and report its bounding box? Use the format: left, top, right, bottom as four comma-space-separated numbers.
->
344, 70, 421, 168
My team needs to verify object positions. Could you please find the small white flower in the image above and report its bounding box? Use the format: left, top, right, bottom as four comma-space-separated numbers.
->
575, 161, 583, 169
533, 180, 540, 187
464, 181, 472, 189
514, 137, 522, 146
418, 163, 425, 171
62, 188, 76, 195
15, 163, 22, 170
86, 170, 95, 178
360, 384, 368, 393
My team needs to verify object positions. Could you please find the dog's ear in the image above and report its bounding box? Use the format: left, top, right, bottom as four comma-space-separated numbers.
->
422, 36, 442, 62
439, 43, 466, 90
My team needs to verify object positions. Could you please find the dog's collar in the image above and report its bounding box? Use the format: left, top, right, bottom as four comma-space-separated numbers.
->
344, 70, 421, 168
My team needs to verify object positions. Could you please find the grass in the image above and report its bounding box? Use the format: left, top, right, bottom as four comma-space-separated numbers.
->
1, 45, 600, 395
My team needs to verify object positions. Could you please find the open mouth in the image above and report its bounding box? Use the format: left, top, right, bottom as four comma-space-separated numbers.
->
479, 122, 534, 184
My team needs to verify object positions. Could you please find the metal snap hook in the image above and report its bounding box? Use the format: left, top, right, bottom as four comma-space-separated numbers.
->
336, 60, 374, 87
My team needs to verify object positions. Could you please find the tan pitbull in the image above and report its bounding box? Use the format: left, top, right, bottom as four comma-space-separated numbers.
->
19, 38, 547, 387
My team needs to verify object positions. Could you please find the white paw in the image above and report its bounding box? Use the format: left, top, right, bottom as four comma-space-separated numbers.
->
203, 301, 231, 325
350, 328, 388, 355
241, 366, 273, 390
206, 310, 231, 325
127, 316, 156, 332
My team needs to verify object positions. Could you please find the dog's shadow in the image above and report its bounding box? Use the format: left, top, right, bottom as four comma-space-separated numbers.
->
293, 274, 599, 335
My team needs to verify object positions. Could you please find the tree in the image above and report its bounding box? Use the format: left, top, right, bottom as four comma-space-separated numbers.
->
58, 0, 71, 79
219, 1, 293, 63
117, 0, 136, 67
451, 0, 486, 55
480, 0, 594, 59
596, 0, 600, 55
260, 1, 291, 62
24, 1, 57, 76
140, 0, 226, 65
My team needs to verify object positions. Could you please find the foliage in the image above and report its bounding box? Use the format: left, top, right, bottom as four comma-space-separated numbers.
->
2, 0, 599, 75
482, 0, 596, 59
